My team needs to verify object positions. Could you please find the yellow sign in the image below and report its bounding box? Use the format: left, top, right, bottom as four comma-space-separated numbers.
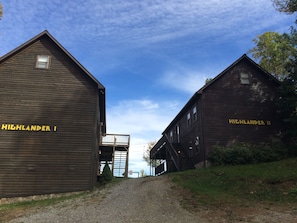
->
1, 124, 57, 132
228, 119, 271, 126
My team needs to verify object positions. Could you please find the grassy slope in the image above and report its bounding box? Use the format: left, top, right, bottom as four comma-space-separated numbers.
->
170, 158, 297, 208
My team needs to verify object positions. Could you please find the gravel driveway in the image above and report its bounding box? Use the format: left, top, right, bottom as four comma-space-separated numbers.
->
6, 175, 297, 223
9, 176, 205, 223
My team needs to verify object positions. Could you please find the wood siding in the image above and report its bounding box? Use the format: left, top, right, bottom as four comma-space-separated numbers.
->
168, 101, 204, 166
160, 55, 282, 169
200, 59, 281, 159
0, 35, 101, 198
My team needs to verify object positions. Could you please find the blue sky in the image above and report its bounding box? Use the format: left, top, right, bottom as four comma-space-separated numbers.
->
0, 0, 295, 176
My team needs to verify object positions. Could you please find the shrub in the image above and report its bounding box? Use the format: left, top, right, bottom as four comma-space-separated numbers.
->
252, 140, 287, 163
209, 140, 288, 166
287, 142, 297, 157
100, 162, 113, 182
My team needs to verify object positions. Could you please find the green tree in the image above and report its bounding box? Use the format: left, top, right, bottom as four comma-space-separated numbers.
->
267, 0, 297, 144
205, 78, 213, 84
248, 31, 296, 80
273, 0, 297, 14
271, 0, 297, 139
277, 53, 297, 140
140, 169, 146, 177
143, 141, 162, 167
100, 162, 113, 182
249, 0, 297, 147
0, 4, 3, 19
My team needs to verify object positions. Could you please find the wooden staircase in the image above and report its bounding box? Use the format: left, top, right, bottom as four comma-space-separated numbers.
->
112, 150, 128, 177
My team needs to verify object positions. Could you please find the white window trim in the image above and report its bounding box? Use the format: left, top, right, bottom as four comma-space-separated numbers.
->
240, 73, 250, 84
170, 130, 173, 142
36, 55, 51, 69
193, 106, 197, 121
176, 125, 180, 143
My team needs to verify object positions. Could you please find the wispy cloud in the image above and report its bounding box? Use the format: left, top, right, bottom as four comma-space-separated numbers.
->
1, 0, 294, 79
159, 68, 208, 94
1, 0, 294, 54
1, 0, 294, 176
106, 99, 181, 142
106, 98, 182, 175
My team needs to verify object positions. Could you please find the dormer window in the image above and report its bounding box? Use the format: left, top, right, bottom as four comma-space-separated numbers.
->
240, 73, 250, 84
36, 55, 51, 69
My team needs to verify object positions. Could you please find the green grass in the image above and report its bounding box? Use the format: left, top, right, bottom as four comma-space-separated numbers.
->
0, 191, 86, 212
170, 158, 297, 207
0, 177, 124, 212
0, 192, 88, 223
0, 177, 124, 222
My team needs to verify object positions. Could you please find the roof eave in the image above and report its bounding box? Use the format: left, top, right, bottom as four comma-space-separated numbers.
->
161, 54, 280, 135
0, 30, 105, 90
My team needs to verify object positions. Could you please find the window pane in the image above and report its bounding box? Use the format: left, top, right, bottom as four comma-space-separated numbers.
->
193, 106, 197, 121
38, 55, 49, 62
240, 73, 250, 84
187, 112, 191, 126
36, 55, 50, 69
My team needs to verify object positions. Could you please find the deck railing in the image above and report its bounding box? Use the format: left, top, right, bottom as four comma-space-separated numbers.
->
101, 134, 130, 147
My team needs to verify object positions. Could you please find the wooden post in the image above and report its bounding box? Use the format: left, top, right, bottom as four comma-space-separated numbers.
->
111, 136, 116, 177
124, 146, 129, 178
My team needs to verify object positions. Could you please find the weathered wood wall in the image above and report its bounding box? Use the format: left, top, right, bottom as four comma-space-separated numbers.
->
162, 56, 282, 169
0, 35, 100, 198
200, 59, 281, 160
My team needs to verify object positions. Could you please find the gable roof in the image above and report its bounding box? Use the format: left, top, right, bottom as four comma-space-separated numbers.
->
0, 30, 107, 134
0, 30, 105, 90
197, 54, 279, 94
162, 54, 280, 134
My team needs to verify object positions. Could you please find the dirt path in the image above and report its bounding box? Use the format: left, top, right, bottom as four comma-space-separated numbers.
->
5, 176, 297, 223
8, 176, 205, 223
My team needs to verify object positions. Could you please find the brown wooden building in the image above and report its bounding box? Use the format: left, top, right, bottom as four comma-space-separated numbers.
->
150, 55, 283, 175
0, 31, 107, 198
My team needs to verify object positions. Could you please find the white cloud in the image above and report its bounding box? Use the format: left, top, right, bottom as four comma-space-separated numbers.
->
106, 99, 180, 140
1, 0, 294, 177
160, 68, 208, 94
105, 98, 181, 176
1, 0, 294, 55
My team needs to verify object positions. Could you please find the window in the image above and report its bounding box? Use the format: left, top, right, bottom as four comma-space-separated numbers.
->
195, 136, 200, 154
193, 106, 197, 121
187, 112, 191, 126
36, 55, 51, 69
189, 146, 193, 157
169, 130, 173, 142
176, 125, 180, 143
240, 73, 250, 84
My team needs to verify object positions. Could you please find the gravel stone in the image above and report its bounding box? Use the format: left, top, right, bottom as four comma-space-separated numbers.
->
9, 176, 205, 223
7, 176, 297, 223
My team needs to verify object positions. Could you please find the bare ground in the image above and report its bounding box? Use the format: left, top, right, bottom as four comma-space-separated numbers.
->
2, 176, 297, 223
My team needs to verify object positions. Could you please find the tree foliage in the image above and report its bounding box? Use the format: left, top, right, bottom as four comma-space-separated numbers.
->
249, 0, 297, 143
0, 4, 3, 19
248, 31, 296, 80
209, 140, 287, 166
277, 52, 297, 140
100, 162, 113, 182
143, 141, 162, 167
273, 0, 297, 14
205, 78, 213, 84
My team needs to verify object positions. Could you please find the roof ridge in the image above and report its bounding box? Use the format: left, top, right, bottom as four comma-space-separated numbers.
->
0, 30, 105, 89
